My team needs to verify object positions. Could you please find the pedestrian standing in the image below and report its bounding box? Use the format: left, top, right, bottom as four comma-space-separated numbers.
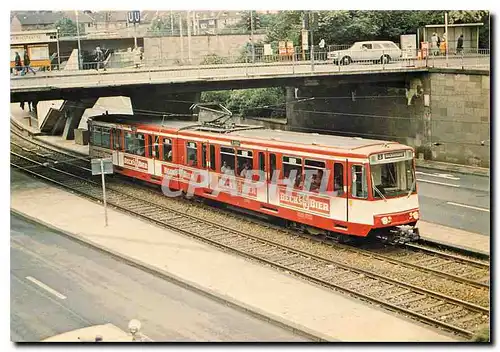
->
431, 33, 439, 56
20, 101, 25, 110
456, 34, 464, 55
22, 51, 36, 75
95, 46, 103, 70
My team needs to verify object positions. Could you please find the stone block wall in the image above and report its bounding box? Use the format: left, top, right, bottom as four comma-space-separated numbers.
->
144, 34, 265, 65
429, 72, 490, 167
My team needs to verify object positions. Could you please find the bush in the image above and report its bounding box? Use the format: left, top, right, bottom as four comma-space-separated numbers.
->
200, 54, 228, 65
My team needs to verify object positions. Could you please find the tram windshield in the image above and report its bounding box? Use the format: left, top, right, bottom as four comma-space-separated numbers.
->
370, 159, 415, 198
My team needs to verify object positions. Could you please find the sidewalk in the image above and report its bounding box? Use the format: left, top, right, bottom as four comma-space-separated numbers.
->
418, 221, 489, 255
10, 170, 459, 342
416, 159, 489, 177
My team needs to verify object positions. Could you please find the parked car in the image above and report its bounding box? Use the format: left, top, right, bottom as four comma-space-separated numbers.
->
327, 41, 402, 65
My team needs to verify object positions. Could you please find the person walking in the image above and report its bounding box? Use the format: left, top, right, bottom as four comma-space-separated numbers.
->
22, 51, 36, 75
14, 52, 22, 75
456, 34, 464, 55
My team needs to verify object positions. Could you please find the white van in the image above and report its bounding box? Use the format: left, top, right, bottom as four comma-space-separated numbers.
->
327, 41, 402, 65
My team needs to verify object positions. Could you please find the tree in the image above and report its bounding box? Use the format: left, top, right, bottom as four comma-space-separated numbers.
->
54, 17, 78, 37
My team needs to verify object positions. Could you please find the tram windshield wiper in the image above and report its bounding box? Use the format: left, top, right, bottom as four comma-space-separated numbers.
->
371, 175, 387, 202
407, 175, 417, 198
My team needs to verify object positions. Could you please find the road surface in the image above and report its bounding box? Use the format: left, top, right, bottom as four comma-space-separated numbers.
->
416, 167, 490, 236
10, 213, 309, 342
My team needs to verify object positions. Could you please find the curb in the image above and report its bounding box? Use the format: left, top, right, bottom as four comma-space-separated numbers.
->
11, 209, 332, 342
420, 236, 490, 259
415, 159, 489, 177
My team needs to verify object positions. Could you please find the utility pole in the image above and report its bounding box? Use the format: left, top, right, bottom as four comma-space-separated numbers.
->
444, 12, 449, 66
75, 10, 82, 70
310, 11, 315, 70
170, 10, 174, 35
187, 10, 192, 63
179, 13, 184, 62
250, 10, 255, 63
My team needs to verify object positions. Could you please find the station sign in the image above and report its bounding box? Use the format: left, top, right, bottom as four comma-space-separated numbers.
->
127, 11, 141, 24
11, 31, 57, 45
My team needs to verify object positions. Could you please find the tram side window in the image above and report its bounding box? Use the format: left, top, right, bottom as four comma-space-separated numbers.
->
304, 159, 325, 192
92, 126, 102, 146
124, 132, 134, 153
209, 145, 216, 171
113, 129, 122, 150
163, 138, 172, 161
220, 147, 235, 174
186, 141, 198, 167
258, 152, 265, 172
153, 136, 160, 158
135, 133, 145, 156
202, 144, 207, 168
147, 135, 153, 158
237, 150, 253, 177
283, 156, 303, 188
334, 163, 344, 195
351, 165, 368, 199
270, 153, 277, 182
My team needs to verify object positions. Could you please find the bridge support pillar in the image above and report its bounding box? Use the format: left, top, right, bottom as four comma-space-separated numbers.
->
129, 90, 200, 120
61, 98, 98, 140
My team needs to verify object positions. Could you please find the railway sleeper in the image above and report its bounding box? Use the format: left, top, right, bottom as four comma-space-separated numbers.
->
397, 294, 428, 305
430, 306, 464, 320
335, 274, 366, 285
412, 301, 446, 312
380, 289, 411, 301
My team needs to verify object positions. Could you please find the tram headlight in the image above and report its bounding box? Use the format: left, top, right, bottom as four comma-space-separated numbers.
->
411, 211, 419, 220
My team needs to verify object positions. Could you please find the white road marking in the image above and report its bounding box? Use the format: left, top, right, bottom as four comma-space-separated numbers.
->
25, 276, 67, 300
415, 171, 460, 180
447, 202, 490, 212
417, 179, 460, 188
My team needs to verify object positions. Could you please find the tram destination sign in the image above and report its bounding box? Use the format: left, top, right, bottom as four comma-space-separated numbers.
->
384, 151, 406, 160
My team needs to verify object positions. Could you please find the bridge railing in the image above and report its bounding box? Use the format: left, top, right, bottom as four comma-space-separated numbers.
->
10, 48, 489, 86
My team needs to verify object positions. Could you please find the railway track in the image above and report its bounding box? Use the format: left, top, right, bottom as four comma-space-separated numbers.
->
10, 131, 490, 290
10, 131, 490, 339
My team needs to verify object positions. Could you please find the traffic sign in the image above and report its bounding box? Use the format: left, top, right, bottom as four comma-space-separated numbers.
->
127, 11, 141, 24
91, 158, 114, 175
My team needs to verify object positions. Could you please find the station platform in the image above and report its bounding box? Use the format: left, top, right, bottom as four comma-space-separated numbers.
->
10, 106, 489, 256
10, 170, 458, 342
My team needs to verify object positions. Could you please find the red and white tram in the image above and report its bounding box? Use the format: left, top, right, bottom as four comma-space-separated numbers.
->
88, 114, 420, 243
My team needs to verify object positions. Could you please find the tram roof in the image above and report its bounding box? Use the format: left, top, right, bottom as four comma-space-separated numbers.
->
91, 114, 407, 154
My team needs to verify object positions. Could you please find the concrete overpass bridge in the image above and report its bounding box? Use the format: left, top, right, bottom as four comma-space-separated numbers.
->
10, 55, 490, 168
10, 53, 489, 101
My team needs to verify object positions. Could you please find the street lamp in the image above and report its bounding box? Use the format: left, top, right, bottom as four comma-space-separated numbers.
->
56, 26, 61, 70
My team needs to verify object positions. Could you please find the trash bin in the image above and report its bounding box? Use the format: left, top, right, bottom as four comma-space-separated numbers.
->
74, 128, 89, 145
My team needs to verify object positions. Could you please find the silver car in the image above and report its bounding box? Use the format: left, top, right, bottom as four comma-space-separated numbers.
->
327, 41, 402, 65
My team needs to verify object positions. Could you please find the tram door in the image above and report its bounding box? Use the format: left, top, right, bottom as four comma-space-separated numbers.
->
150, 135, 160, 176
111, 128, 121, 165
347, 161, 369, 227
330, 160, 348, 226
